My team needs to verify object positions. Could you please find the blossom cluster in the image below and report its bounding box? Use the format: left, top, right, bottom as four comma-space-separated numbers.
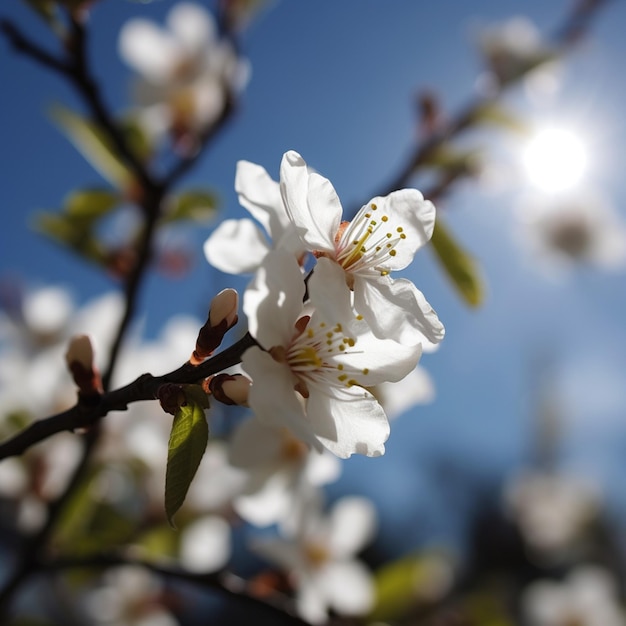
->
205, 150, 444, 459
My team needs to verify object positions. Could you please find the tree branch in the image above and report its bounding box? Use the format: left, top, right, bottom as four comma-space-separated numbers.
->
0, 333, 257, 461
43, 552, 311, 626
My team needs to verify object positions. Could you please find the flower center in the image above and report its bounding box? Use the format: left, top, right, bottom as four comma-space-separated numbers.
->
334, 203, 407, 276
269, 318, 367, 397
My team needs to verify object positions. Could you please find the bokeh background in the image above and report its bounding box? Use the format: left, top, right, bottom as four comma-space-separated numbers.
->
2, 0, 626, 620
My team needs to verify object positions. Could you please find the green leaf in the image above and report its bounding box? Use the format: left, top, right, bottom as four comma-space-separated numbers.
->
49, 104, 133, 190
470, 103, 528, 136
165, 389, 209, 527
64, 188, 120, 220
423, 146, 481, 172
369, 553, 451, 621
430, 216, 484, 307
164, 190, 218, 224
119, 115, 153, 163
33, 212, 106, 263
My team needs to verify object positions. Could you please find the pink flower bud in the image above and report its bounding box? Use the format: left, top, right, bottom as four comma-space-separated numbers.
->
190, 289, 239, 365
208, 373, 251, 406
65, 334, 102, 398
209, 288, 239, 329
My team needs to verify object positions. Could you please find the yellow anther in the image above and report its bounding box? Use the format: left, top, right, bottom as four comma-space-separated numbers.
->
356, 314, 363, 320
396, 226, 403, 233
362, 368, 369, 375
381, 215, 388, 222
389, 249, 397, 256
400, 233, 406, 239
338, 363, 344, 370
370, 203, 377, 210
338, 374, 348, 381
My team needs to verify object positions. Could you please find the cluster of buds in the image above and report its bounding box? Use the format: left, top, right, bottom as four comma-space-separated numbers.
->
64, 334, 103, 401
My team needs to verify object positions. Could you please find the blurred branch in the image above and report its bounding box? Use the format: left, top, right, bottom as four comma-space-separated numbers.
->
43, 553, 311, 625
0, 333, 257, 461
365, 0, 611, 207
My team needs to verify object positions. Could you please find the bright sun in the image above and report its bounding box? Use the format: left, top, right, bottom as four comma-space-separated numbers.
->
522, 128, 588, 193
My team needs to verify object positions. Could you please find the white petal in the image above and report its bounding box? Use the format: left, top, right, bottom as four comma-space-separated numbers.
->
307, 257, 354, 325
354, 275, 445, 345
118, 20, 178, 81
334, 330, 422, 388
250, 536, 303, 572
280, 151, 339, 252
328, 497, 377, 557
235, 161, 287, 239
306, 387, 389, 458
375, 366, 435, 420
362, 190, 435, 270
167, 2, 216, 54
243, 250, 305, 349
204, 219, 270, 274
296, 575, 329, 625
243, 348, 319, 449
320, 561, 375, 617
228, 417, 284, 469
234, 474, 292, 527
179, 516, 230, 573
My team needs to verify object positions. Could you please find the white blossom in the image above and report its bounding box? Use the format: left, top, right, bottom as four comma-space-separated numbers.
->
516, 192, 626, 272
252, 493, 377, 624
118, 3, 249, 141
229, 416, 341, 527
242, 250, 423, 458
522, 566, 625, 626
280, 150, 444, 346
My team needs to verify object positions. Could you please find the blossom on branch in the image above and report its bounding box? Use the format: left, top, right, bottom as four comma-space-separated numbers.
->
252, 492, 377, 624
280, 150, 444, 346
118, 2, 249, 144
242, 250, 422, 458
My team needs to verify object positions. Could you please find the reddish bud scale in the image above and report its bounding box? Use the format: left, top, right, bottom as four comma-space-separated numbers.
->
157, 383, 187, 416
68, 361, 103, 400
208, 373, 251, 406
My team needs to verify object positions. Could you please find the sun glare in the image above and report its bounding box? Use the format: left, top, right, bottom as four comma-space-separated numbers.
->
522, 128, 588, 193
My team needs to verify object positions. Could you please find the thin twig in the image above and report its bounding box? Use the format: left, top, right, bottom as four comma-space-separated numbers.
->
43, 553, 311, 626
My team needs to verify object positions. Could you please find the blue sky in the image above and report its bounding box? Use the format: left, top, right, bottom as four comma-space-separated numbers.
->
2, 0, 626, 558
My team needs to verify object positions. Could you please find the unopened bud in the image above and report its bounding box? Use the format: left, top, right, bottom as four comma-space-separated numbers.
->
157, 383, 187, 416
208, 373, 251, 407
190, 289, 239, 364
65, 334, 102, 398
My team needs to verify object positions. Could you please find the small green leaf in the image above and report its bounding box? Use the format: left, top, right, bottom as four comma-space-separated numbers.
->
164, 190, 218, 224
49, 104, 133, 190
65, 188, 120, 220
119, 115, 153, 163
430, 216, 484, 307
34, 212, 106, 262
470, 103, 528, 136
423, 147, 481, 172
369, 553, 451, 621
165, 390, 209, 526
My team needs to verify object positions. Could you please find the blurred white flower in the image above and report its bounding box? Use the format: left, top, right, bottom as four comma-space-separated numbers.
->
229, 416, 341, 527
179, 515, 231, 572
516, 192, 626, 272
504, 471, 600, 555
82, 565, 178, 626
476, 16, 554, 88
371, 365, 435, 421
118, 2, 249, 142
204, 160, 305, 275
252, 492, 377, 624
522, 566, 625, 626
